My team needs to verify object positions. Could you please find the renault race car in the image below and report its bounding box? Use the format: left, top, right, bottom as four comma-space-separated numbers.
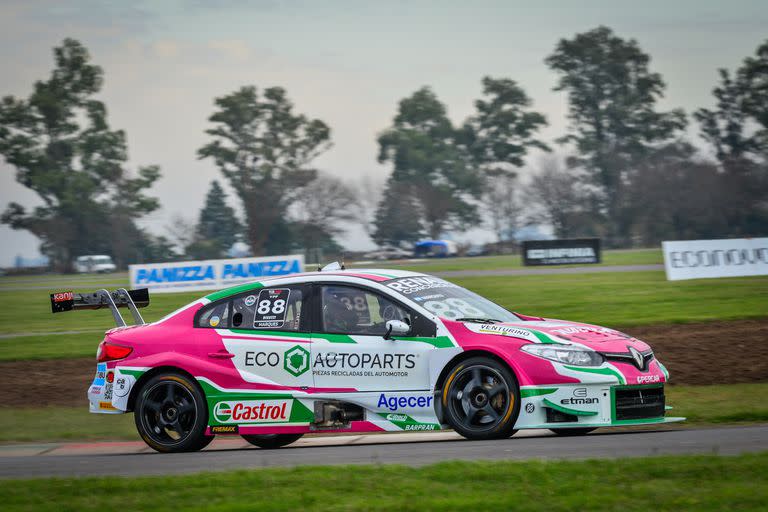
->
51, 268, 683, 453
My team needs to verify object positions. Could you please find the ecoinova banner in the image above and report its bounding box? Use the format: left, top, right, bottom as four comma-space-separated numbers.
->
662, 238, 768, 281
522, 239, 601, 266
129, 254, 304, 293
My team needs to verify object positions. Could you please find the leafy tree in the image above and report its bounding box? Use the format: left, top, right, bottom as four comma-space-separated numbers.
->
371, 178, 424, 247
0, 39, 160, 270
694, 70, 759, 166
198, 86, 331, 256
187, 180, 242, 258
545, 26, 686, 245
696, 39, 768, 166
376, 87, 480, 240
740, 39, 768, 145
461, 77, 549, 173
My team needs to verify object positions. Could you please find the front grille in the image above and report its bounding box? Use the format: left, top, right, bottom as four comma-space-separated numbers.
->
615, 386, 665, 420
603, 350, 654, 371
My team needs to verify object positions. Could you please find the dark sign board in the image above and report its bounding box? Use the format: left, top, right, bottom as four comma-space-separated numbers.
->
522, 239, 601, 266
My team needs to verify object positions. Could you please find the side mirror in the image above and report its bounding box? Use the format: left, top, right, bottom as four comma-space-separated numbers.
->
384, 319, 411, 339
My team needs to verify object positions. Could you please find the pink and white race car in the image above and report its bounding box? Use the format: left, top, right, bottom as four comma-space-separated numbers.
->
52, 268, 682, 453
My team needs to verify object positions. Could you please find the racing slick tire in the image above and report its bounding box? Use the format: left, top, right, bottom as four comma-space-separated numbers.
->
549, 428, 597, 436
241, 433, 304, 449
441, 356, 520, 440
134, 373, 213, 453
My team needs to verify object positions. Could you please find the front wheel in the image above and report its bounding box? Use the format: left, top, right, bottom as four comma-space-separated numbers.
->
550, 428, 596, 436
241, 433, 304, 449
134, 373, 213, 453
441, 356, 520, 440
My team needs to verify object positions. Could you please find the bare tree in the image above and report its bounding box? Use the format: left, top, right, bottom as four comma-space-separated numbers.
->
164, 214, 196, 257
292, 174, 358, 249
354, 175, 384, 238
483, 172, 523, 243
525, 156, 592, 239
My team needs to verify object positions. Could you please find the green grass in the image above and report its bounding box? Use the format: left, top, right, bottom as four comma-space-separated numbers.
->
2, 453, 767, 510
366, 247, 662, 272
1, 269, 766, 361
0, 407, 138, 443
452, 272, 768, 327
0, 383, 765, 444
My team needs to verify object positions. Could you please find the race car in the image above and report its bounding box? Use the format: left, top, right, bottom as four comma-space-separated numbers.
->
51, 267, 683, 453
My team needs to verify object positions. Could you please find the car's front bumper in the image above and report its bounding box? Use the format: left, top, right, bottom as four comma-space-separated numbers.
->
514, 383, 684, 429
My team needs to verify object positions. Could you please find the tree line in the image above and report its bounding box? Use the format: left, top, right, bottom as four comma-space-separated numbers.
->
2, 28, 767, 271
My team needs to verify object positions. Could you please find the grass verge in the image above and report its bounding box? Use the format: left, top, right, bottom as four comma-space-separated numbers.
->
2, 452, 767, 511
378, 247, 663, 272
0, 383, 765, 444
1, 268, 766, 361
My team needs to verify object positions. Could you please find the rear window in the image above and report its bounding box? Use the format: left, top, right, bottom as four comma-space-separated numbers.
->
197, 301, 230, 328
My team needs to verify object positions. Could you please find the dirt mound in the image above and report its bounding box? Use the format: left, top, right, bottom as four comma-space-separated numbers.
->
625, 318, 768, 386
1, 318, 766, 408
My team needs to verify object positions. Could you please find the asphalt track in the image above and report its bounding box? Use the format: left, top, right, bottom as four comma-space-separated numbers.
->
1, 425, 766, 479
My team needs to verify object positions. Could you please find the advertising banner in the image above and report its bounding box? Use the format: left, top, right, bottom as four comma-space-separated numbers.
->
129, 254, 304, 293
522, 239, 601, 266
662, 238, 768, 281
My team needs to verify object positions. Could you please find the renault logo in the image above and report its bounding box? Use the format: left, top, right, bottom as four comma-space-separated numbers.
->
628, 346, 644, 369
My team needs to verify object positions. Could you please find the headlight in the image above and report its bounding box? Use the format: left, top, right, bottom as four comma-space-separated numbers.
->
521, 344, 604, 366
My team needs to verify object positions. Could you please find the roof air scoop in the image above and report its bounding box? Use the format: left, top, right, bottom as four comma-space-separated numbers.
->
320, 261, 345, 272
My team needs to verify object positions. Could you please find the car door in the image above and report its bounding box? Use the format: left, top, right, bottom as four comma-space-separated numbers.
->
311, 284, 436, 392
196, 284, 313, 389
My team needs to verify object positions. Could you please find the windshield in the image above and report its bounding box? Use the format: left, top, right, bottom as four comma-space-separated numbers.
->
384, 276, 520, 323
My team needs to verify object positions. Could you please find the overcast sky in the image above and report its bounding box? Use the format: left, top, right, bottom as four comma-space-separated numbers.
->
1, 0, 767, 266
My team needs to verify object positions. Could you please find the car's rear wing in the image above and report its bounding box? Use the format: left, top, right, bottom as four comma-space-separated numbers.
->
50, 288, 150, 327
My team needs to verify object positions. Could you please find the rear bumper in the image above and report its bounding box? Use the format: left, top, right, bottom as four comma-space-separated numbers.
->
87, 363, 136, 414
515, 383, 684, 429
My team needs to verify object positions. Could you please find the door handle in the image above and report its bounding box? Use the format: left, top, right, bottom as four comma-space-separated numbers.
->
208, 351, 235, 359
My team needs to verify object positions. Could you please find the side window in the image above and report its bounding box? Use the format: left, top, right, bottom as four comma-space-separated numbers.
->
197, 301, 230, 329
321, 285, 410, 336
231, 287, 305, 332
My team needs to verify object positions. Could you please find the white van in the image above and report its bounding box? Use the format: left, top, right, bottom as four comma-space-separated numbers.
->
74, 255, 117, 274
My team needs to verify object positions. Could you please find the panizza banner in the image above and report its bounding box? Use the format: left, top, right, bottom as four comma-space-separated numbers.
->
129, 255, 305, 293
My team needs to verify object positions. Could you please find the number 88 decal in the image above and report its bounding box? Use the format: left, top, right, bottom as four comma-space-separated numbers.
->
423, 298, 485, 319
257, 299, 286, 315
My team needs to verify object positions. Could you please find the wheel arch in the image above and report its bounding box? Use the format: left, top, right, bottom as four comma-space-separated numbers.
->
432, 349, 522, 423
127, 365, 205, 412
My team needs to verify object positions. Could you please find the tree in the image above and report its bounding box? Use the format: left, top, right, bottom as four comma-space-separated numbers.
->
740, 39, 768, 147
461, 76, 549, 173
186, 180, 242, 259
695, 39, 768, 166
0, 39, 161, 271
291, 174, 358, 252
545, 26, 687, 245
694, 69, 760, 166
198, 86, 331, 256
525, 157, 596, 239
371, 178, 424, 247
376, 87, 481, 239
483, 172, 523, 243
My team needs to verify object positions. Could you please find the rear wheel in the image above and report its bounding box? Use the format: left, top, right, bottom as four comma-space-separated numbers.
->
241, 433, 304, 449
441, 356, 519, 440
134, 373, 212, 453
550, 428, 596, 436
